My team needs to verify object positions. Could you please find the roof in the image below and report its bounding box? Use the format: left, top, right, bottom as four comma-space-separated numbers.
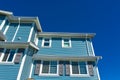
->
38, 32, 96, 38
0, 10, 42, 32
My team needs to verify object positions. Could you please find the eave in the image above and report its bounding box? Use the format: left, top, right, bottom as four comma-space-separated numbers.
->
33, 54, 102, 61
0, 10, 13, 16
0, 41, 39, 50
0, 10, 42, 32
38, 32, 96, 38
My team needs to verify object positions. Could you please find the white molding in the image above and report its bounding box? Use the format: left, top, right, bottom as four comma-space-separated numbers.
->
0, 62, 14, 65
34, 33, 38, 45
29, 63, 33, 78
39, 60, 58, 76
70, 61, 89, 77
90, 39, 95, 56
3, 23, 10, 35
96, 66, 101, 80
62, 38, 72, 48
17, 48, 27, 80
28, 23, 34, 42
0, 48, 17, 63
41, 38, 52, 48
0, 17, 7, 30
12, 23, 20, 42
85, 39, 90, 56
0, 48, 6, 62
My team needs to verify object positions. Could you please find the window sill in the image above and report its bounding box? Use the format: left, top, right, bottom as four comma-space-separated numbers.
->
0, 62, 15, 65
62, 46, 72, 48
70, 74, 90, 77
39, 74, 59, 77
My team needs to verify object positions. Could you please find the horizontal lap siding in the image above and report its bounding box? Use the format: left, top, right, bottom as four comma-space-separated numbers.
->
30, 28, 36, 43
1, 20, 9, 32
5, 23, 18, 41
20, 55, 32, 80
0, 15, 5, 25
31, 62, 99, 80
14, 23, 32, 42
37, 38, 88, 56
87, 39, 93, 56
0, 64, 20, 80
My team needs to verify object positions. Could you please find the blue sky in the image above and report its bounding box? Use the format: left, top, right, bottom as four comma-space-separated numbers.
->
0, 0, 119, 80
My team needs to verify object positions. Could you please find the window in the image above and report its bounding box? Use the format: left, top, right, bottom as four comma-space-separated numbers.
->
0, 48, 4, 58
71, 61, 89, 76
42, 38, 51, 47
62, 38, 71, 48
40, 60, 58, 76
0, 48, 24, 64
2, 49, 16, 62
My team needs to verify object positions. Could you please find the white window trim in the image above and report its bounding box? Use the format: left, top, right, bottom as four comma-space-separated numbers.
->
0, 48, 18, 64
70, 61, 90, 77
62, 38, 72, 48
0, 17, 7, 30
39, 60, 59, 76
41, 38, 52, 48
28, 23, 34, 42
12, 23, 20, 42
34, 33, 38, 46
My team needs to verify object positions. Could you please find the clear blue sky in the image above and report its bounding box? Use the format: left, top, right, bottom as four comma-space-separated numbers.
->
0, 0, 119, 80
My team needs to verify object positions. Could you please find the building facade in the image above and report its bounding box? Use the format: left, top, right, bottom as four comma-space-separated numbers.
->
0, 10, 101, 80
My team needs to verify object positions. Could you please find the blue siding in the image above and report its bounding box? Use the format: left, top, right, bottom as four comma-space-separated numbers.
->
37, 38, 88, 56
20, 55, 32, 80
0, 64, 20, 80
0, 15, 5, 25
87, 39, 94, 56
30, 27, 36, 43
5, 23, 18, 41
31, 62, 99, 80
1, 20, 9, 33
14, 23, 32, 42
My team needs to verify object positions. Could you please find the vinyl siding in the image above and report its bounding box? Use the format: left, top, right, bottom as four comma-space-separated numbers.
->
1, 20, 9, 33
14, 23, 32, 42
31, 62, 99, 80
0, 64, 21, 80
0, 15, 5, 25
5, 23, 18, 41
30, 27, 36, 43
20, 55, 32, 80
87, 39, 94, 56
37, 38, 89, 56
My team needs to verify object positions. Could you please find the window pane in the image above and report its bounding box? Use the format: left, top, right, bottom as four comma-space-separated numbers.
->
44, 42, 50, 46
64, 43, 70, 47
79, 62, 87, 74
72, 62, 79, 74
8, 49, 16, 61
2, 49, 10, 61
17, 48, 25, 53
42, 61, 49, 73
50, 61, 57, 74
64, 39, 69, 42
0, 48, 4, 53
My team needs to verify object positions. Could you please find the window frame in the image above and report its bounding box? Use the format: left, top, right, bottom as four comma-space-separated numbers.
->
70, 61, 90, 77
62, 38, 72, 48
41, 38, 52, 48
0, 48, 17, 64
39, 60, 59, 76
